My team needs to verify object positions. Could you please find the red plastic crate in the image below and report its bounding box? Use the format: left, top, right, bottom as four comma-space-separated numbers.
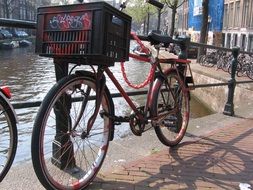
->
35, 2, 132, 66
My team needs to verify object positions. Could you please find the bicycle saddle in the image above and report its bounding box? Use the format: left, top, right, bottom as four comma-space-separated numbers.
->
148, 32, 173, 47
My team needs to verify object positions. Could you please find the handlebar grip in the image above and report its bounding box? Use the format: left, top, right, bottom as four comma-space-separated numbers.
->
145, 0, 164, 9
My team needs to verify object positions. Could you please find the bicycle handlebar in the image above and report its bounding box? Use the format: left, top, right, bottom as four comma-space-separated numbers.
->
145, 0, 164, 9
134, 33, 187, 48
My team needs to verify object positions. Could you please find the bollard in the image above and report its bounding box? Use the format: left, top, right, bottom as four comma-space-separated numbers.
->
223, 47, 240, 116
177, 36, 190, 60
52, 60, 76, 169
176, 36, 190, 74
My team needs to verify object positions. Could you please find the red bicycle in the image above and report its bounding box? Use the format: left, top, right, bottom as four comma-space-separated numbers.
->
31, 1, 194, 189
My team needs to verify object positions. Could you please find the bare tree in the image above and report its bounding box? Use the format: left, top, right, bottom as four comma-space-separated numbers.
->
2, 0, 16, 18
198, 0, 209, 59
162, 0, 185, 36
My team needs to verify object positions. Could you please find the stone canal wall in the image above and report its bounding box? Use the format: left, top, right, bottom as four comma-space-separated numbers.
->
191, 63, 253, 113
153, 47, 252, 114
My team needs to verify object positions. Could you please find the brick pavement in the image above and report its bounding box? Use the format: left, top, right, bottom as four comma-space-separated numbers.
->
88, 119, 253, 190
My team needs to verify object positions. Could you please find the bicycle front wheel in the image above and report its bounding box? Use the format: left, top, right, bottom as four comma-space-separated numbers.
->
31, 71, 114, 190
151, 69, 190, 147
0, 96, 17, 182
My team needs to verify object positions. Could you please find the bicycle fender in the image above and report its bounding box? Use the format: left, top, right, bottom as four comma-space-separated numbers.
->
0, 91, 18, 123
148, 71, 165, 110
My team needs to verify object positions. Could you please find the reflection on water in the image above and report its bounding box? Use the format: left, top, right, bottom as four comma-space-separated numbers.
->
0, 45, 213, 164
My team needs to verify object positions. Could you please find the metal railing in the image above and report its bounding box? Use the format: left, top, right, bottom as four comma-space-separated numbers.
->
0, 18, 36, 29
190, 41, 253, 56
12, 90, 148, 109
1, 18, 253, 116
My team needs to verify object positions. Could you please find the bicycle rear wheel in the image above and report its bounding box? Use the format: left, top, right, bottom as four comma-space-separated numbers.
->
0, 96, 17, 181
31, 71, 114, 190
151, 69, 190, 147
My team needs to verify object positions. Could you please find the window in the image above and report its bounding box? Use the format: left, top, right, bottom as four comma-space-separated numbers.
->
226, 33, 231, 48
184, 11, 188, 30
223, 4, 228, 28
0, 5, 3, 18
19, 6, 26, 20
234, 1, 240, 27
229, 2, 234, 27
233, 34, 238, 46
241, 34, 246, 51
222, 33, 225, 47
242, 0, 250, 27
248, 35, 253, 52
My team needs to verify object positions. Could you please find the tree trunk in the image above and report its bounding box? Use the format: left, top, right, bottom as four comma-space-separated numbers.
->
157, 9, 161, 32
169, 8, 177, 37
198, 0, 209, 61
143, 18, 146, 35
3, 0, 10, 18
25, 0, 29, 20
147, 13, 150, 35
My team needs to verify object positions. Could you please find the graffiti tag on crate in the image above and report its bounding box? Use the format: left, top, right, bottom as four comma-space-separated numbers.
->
47, 12, 92, 30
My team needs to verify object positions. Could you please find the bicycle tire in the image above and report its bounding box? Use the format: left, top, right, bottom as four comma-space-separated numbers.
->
228, 62, 242, 76
221, 59, 230, 73
150, 69, 190, 147
236, 62, 244, 77
31, 71, 114, 190
0, 96, 18, 182
204, 55, 216, 68
198, 55, 206, 66
246, 63, 253, 80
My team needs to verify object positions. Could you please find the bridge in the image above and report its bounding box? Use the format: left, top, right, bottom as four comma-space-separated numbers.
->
0, 18, 253, 189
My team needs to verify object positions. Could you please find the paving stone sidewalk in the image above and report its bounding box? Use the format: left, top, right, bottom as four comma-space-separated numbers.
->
88, 119, 253, 190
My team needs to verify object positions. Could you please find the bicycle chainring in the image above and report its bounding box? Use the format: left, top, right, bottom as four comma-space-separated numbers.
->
129, 107, 145, 136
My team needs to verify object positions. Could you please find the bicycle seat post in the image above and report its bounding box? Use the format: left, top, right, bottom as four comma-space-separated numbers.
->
154, 44, 161, 59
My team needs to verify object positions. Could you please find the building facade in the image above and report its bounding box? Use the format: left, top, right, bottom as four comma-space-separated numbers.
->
178, 0, 253, 51
223, 0, 253, 51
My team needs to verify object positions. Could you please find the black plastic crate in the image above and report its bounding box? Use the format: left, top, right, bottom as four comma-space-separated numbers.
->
35, 2, 132, 66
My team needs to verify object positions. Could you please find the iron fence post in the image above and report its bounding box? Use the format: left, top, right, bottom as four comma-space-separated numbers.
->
223, 47, 240, 116
177, 36, 190, 75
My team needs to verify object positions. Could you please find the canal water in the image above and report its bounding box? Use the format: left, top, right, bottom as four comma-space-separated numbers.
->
0, 45, 213, 164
